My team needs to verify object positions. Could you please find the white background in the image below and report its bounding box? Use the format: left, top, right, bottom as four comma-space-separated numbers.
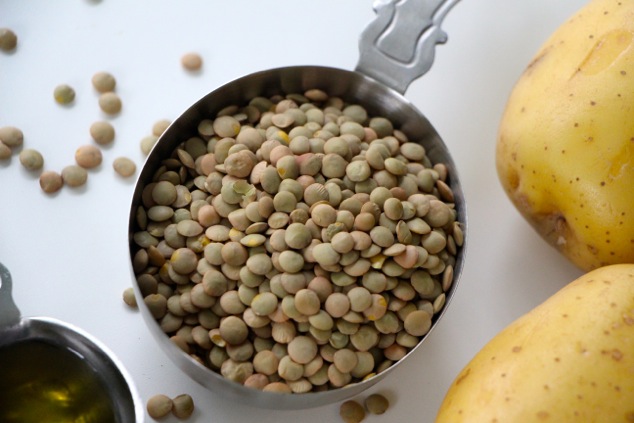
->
0, 1, 587, 422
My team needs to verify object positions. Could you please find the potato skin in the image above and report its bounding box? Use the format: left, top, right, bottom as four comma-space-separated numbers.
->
435, 264, 634, 423
496, 0, 634, 271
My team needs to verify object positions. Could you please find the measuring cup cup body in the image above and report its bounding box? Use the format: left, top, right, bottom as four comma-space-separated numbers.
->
0, 263, 144, 422
128, 64, 467, 410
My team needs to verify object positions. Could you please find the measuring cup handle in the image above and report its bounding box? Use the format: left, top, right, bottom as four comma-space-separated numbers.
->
356, 0, 460, 94
0, 262, 21, 327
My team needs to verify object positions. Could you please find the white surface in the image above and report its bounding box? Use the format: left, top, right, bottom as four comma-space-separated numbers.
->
0, 1, 587, 422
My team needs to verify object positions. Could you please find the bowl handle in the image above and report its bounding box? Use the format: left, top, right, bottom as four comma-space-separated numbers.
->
0, 262, 21, 328
356, 0, 460, 94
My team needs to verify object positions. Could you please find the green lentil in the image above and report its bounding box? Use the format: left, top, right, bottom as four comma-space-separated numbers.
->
61, 165, 88, 187
53, 84, 75, 105
340, 399, 365, 423
171, 394, 194, 419
19, 148, 44, 171
89, 121, 115, 145
146, 394, 173, 419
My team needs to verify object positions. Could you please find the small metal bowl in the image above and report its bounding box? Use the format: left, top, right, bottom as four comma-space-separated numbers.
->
0, 263, 144, 422
128, 0, 466, 410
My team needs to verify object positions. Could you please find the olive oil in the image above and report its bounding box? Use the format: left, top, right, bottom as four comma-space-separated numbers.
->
0, 340, 116, 423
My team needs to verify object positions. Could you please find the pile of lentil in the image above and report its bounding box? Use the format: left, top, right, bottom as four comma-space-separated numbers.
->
130, 88, 463, 393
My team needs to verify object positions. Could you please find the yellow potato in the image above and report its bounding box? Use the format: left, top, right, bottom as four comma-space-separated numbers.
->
435, 264, 634, 423
496, 0, 634, 271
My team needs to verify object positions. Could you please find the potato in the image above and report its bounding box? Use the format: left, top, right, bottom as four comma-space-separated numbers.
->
435, 264, 634, 423
496, 0, 634, 271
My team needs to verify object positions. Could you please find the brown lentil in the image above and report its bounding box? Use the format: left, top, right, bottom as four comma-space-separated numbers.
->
75, 145, 102, 169
0, 28, 17, 51
181, 52, 203, 71
39, 171, 63, 194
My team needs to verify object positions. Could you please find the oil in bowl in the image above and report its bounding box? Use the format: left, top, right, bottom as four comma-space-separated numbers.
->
0, 339, 116, 423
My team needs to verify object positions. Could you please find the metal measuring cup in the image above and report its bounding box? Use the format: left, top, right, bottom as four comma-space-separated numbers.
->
0, 263, 144, 422
128, 0, 466, 410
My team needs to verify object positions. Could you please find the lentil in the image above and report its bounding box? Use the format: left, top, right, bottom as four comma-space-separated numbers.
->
153, 119, 171, 136
122, 287, 137, 307
141, 135, 159, 155
171, 394, 194, 419
98, 92, 122, 115
0, 126, 23, 148
90, 121, 115, 145
75, 145, 102, 169
113, 157, 136, 177
19, 149, 44, 171
340, 399, 365, 423
61, 165, 88, 187
0, 141, 10, 160
0, 28, 17, 51
181, 52, 203, 71
53, 84, 75, 105
39, 171, 63, 193
146, 394, 173, 419
91, 71, 116, 93
364, 393, 389, 415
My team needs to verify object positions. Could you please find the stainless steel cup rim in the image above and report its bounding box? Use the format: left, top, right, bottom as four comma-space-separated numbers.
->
0, 263, 145, 423
128, 0, 467, 410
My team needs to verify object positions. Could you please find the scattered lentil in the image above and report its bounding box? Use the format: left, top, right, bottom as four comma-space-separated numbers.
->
122, 287, 137, 307
0, 126, 23, 148
146, 394, 173, 419
91, 71, 116, 93
141, 135, 159, 155
54, 84, 75, 105
0, 28, 17, 51
364, 393, 389, 415
181, 52, 203, 71
113, 157, 136, 177
75, 145, 102, 169
153, 119, 171, 136
90, 121, 115, 145
171, 394, 194, 419
39, 171, 63, 194
0, 142, 10, 160
61, 164, 88, 187
98, 92, 122, 115
340, 400, 365, 423
19, 148, 44, 171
